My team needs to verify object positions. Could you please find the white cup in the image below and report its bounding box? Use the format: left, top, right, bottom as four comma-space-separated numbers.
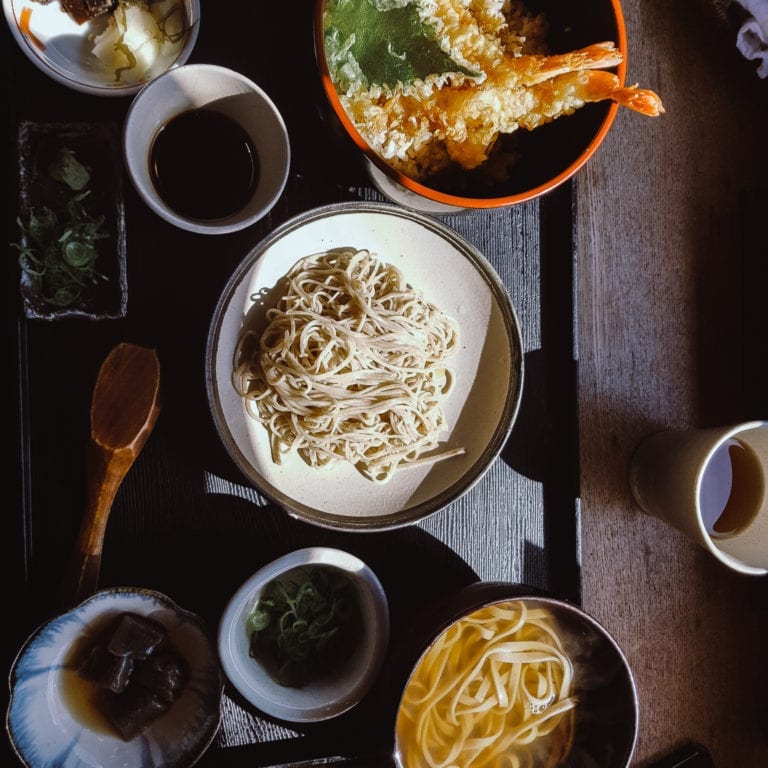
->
123, 64, 290, 235
628, 421, 768, 576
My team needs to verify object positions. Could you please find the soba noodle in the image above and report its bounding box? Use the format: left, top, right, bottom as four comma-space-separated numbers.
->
233, 248, 461, 483
396, 601, 577, 768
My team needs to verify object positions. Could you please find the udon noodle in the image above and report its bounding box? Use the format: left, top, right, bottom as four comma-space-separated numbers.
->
396, 601, 576, 768
233, 248, 461, 483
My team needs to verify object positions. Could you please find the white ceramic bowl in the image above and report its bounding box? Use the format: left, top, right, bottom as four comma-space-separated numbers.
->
206, 202, 524, 530
123, 63, 290, 234
217, 547, 390, 723
3, 0, 200, 97
6, 587, 224, 768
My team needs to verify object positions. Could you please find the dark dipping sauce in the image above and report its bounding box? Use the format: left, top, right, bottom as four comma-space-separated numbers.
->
149, 108, 259, 221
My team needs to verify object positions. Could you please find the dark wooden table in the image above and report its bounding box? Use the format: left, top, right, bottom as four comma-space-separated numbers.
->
3, 2, 767, 767
574, 1, 768, 765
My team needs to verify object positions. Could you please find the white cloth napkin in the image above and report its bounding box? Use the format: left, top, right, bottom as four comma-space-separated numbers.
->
733, 0, 768, 77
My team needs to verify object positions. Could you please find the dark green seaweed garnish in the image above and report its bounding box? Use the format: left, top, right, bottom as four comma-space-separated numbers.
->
247, 567, 361, 688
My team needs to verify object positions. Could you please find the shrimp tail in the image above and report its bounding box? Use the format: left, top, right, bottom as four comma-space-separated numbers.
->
513, 69, 664, 132
609, 82, 665, 116
577, 70, 665, 116
517, 42, 624, 86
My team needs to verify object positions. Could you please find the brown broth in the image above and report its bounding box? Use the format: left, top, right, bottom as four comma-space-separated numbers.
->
59, 667, 115, 735
149, 108, 259, 221
60, 612, 187, 739
60, 618, 119, 736
703, 439, 765, 537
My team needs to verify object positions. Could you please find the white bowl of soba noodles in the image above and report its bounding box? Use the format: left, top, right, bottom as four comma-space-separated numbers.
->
386, 584, 638, 768
206, 202, 524, 531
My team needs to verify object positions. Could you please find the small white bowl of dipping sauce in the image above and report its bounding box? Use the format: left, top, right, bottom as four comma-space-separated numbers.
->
217, 547, 390, 723
123, 63, 290, 234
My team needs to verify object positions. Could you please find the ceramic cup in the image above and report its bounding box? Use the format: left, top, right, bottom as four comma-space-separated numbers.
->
123, 64, 290, 235
628, 421, 768, 575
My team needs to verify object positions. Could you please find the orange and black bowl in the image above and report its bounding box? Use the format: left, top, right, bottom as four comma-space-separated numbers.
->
314, 0, 629, 211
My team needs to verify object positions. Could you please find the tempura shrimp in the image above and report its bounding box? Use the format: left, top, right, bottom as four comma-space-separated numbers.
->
492, 42, 625, 88
440, 66, 663, 169
347, 41, 663, 177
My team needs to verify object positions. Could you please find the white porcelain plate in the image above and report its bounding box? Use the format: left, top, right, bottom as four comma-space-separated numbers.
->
205, 202, 524, 530
3, 0, 200, 96
6, 588, 223, 768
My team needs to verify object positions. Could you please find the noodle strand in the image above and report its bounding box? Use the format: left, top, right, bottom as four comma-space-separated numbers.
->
233, 249, 462, 483
396, 601, 577, 768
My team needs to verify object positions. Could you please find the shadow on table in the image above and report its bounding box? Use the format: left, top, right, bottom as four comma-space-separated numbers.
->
502, 347, 581, 602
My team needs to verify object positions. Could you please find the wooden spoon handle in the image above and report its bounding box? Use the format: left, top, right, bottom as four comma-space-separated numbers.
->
62, 343, 161, 606
64, 438, 152, 604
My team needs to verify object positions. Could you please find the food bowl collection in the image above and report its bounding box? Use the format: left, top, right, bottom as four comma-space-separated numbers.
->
5, 1, 649, 766
5, 575, 638, 768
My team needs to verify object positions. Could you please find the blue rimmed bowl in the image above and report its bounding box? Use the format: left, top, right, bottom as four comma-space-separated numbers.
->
6, 587, 224, 768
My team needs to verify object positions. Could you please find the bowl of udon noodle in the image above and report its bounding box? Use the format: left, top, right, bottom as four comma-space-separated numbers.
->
314, 0, 664, 213
382, 582, 638, 768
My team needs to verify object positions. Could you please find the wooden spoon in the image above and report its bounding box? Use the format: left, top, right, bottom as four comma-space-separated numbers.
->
63, 342, 161, 605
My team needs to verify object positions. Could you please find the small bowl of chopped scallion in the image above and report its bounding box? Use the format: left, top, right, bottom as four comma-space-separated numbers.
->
217, 547, 390, 723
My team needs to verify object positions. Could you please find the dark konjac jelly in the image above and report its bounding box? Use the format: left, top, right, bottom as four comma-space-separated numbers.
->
149, 108, 259, 221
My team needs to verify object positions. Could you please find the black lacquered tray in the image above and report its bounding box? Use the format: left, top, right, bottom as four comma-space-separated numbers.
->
3, 5, 580, 766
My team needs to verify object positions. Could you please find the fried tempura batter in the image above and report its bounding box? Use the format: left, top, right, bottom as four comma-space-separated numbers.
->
332, 1, 664, 181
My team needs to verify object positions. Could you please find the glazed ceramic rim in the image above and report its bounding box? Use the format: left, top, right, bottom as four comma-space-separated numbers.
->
313, 0, 628, 209
204, 201, 525, 531
3, 0, 201, 97
217, 547, 390, 723
692, 420, 768, 575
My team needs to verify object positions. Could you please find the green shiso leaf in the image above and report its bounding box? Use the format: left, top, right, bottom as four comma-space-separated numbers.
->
324, 0, 477, 90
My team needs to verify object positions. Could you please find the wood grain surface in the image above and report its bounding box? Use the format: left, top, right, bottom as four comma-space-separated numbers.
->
575, 1, 768, 764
